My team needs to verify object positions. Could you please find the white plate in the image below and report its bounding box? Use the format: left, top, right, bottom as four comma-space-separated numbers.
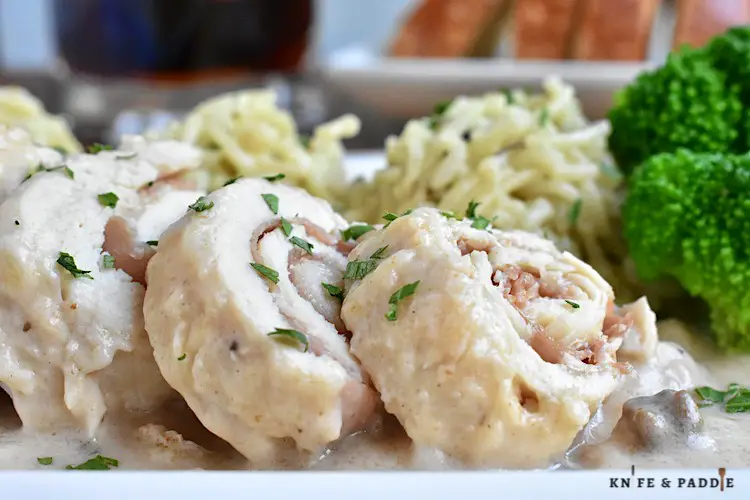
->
321, 57, 650, 121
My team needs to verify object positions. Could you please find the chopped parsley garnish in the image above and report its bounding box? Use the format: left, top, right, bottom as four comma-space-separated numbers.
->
465, 201, 491, 230
564, 300, 580, 309
341, 224, 375, 241
57, 165, 75, 179
290, 236, 314, 254
267, 328, 309, 353
471, 216, 491, 230
568, 199, 582, 226
344, 259, 379, 280
116, 152, 137, 160
37, 457, 53, 466
102, 254, 115, 269
87, 143, 113, 154
188, 196, 214, 212
321, 283, 344, 301
177, 354, 186, 361
695, 383, 750, 413
280, 217, 293, 237
343, 245, 390, 280
465, 200, 480, 219
23, 164, 74, 182
263, 173, 286, 182
57, 252, 93, 280
427, 99, 453, 130
53, 146, 68, 155
539, 108, 550, 126
97, 192, 119, 208
65, 455, 119, 470
500, 88, 514, 105
299, 135, 311, 148
146, 240, 158, 247
370, 245, 389, 260
433, 100, 451, 116
251, 263, 280, 284
223, 176, 242, 187
385, 281, 420, 321
441, 211, 459, 220
261, 193, 279, 214
382, 209, 413, 227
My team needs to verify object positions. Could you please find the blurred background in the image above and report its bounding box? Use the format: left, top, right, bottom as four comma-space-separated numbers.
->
0, 0, 744, 148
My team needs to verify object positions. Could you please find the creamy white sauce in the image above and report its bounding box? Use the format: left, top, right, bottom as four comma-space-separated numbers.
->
1, 337, 749, 470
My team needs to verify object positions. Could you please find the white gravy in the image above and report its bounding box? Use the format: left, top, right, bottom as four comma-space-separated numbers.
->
2, 328, 749, 471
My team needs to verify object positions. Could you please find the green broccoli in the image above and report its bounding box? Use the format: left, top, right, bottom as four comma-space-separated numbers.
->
706, 26, 750, 150
623, 150, 750, 351
608, 48, 742, 175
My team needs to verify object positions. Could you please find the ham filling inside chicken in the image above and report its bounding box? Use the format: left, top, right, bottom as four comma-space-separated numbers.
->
472, 252, 629, 369
250, 217, 354, 349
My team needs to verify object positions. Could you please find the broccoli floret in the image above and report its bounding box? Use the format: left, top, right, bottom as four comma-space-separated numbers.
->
707, 26, 750, 150
623, 150, 750, 351
608, 49, 742, 175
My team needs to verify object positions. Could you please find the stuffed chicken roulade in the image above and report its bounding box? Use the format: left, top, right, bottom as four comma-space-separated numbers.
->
0, 140, 205, 434
341, 207, 658, 468
143, 178, 378, 465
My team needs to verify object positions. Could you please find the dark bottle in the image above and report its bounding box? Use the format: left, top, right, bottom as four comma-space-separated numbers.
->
54, 0, 313, 79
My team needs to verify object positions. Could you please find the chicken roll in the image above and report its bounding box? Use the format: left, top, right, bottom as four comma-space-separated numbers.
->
341, 207, 658, 468
143, 178, 378, 465
0, 142, 204, 434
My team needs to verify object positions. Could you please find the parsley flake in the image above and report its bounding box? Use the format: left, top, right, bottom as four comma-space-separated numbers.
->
341, 224, 375, 241
267, 328, 309, 352
102, 254, 115, 269
57, 252, 93, 280
65, 455, 119, 470
382, 209, 413, 227
290, 236, 314, 254
539, 108, 550, 126
97, 192, 119, 208
471, 216, 491, 230
177, 354, 186, 361
261, 193, 279, 214
37, 457, 53, 466
568, 199, 582, 226
223, 176, 242, 187
344, 259, 378, 280
465, 200, 480, 219
146, 240, 158, 247
385, 281, 420, 321
564, 300, 580, 309
87, 143, 113, 154
322, 283, 344, 301
263, 173, 286, 182
280, 217, 293, 237
500, 88, 514, 105
694, 383, 750, 413
23, 164, 74, 182
370, 246, 389, 260
251, 263, 280, 284
299, 135, 311, 148
441, 211, 459, 220
189, 196, 214, 212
